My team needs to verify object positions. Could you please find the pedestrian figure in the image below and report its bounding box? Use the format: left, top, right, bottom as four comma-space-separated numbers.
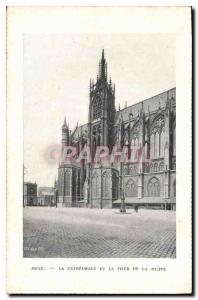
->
134, 205, 139, 213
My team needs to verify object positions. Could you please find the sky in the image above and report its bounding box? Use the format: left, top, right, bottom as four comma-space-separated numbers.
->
23, 33, 175, 187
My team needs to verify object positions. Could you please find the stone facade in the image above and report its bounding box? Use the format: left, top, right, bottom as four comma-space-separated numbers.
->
23, 182, 38, 206
57, 50, 176, 210
37, 186, 56, 206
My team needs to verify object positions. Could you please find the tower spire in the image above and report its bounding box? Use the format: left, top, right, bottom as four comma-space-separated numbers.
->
62, 116, 69, 146
102, 48, 105, 60
100, 49, 106, 80
62, 117, 67, 128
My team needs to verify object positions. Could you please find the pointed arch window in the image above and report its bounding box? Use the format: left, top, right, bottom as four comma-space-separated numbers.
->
130, 122, 140, 162
160, 129, 165, 157
150, 115, 165, 159
150, 134, 155, 159
125, 179, 137, 197
148, 177, 160, 197
93, 96, 102, 120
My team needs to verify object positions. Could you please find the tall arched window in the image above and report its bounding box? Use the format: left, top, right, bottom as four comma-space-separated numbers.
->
150, 115, 165, 159
130, 122, 139, 162
160, 129, 165, 157
125, 179, 137, 197
150, 134, 155, 159
148, 177, 160, 197
65, 170, 71, 196
93, 96, 102, 120
155, 132, 160, 158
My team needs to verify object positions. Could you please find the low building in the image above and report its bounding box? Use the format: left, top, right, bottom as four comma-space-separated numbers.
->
23, 182, 37, 206
38, 187, 56, 206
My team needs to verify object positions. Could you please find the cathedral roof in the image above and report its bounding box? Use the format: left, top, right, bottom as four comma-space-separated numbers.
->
115, 87, 176, 125
71, 123, 88, 142
69, 87, 175, 141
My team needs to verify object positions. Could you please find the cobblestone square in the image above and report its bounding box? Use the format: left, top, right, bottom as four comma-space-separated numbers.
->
23, 207, 176, 258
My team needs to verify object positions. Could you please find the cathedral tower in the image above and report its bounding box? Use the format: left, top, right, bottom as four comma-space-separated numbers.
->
88, 50, 115, 158
61, 117, 70, 147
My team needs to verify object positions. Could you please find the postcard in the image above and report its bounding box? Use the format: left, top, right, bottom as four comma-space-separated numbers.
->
6, 6, 192, 294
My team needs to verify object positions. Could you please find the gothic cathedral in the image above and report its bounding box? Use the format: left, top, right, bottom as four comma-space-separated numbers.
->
56, 50, 176, 210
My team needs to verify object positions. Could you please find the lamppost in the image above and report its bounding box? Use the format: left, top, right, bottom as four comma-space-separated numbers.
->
119, 118, 126, 213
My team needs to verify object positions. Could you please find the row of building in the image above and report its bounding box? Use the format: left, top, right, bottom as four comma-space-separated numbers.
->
23, 182, 57, 207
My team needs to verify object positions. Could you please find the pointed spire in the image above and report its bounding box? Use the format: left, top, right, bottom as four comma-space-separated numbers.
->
100, 49, 106, 80
102, 48, 105, 60
62, 116, 67, 129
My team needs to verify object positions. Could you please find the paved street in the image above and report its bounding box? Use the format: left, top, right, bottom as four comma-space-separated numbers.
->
23, 207, 176, 258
